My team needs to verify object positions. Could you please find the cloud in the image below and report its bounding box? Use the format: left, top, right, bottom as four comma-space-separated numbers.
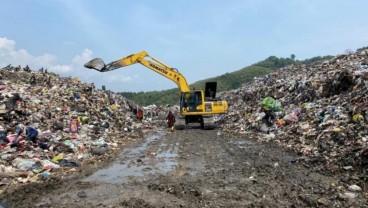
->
50, 49, 94, 74
50, 65, 73, 73
72, 48, 93, 66
106, 75, 134, 83
0, 37, 58, 69
0, 37, 16, 51
0, 36, 94, 75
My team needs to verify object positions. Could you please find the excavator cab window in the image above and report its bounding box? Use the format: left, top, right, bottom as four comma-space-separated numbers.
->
182, 91, 202, 112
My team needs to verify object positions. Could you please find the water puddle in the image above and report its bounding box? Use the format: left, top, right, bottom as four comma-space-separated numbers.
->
153, 150, 178, 172
84, 131, 178, 184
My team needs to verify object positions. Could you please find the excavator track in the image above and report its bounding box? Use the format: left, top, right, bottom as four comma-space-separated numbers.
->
174, 116, 186, 130
174, 116, 216, 130
203, 116, 216, 130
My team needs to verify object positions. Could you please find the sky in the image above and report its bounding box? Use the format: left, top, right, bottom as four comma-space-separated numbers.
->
0, 0, 367, 92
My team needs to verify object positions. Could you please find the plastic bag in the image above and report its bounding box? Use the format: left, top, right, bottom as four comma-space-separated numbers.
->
12, 158, 37, 171
283, 112, 299, 124
261, 97, 282, 112
51, 153, 64, 163
352, 114, 364, 123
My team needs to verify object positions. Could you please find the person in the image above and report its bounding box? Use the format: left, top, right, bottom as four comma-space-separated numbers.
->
166, 111, 176, 130
46, 75, 52, 87
155, 108, 160, 116
11, 123, 39, 145
257, 107, 275, 133
30, 74, 36, 85
14, 65, 21, 72
69, 115, 79, 133
137, 108, 143, 122
24, 65, 30, 72
12, 124, 25, 144
4, 64, 12, 70
5, 93, 22, 110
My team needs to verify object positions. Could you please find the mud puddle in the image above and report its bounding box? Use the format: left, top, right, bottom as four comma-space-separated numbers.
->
84, 130, 178, 184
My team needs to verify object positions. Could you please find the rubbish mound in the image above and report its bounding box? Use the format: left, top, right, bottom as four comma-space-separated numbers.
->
218, 49, 368, 182
0, 67, 162, 195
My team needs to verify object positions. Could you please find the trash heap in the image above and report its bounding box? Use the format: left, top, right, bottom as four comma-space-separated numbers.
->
219, 49, 368, 178
0, 68, 153, 192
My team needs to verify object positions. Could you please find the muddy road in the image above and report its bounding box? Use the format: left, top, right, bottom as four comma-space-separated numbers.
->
4, 127, 367, 207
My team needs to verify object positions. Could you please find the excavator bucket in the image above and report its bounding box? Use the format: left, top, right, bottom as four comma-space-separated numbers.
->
84, 58, 106, 71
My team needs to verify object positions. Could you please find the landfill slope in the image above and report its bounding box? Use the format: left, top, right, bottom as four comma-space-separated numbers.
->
0, 68, 152, 204
222, 49, 368, 176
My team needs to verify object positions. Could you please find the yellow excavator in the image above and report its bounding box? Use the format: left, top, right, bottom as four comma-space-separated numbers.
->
84, 51, 228, 129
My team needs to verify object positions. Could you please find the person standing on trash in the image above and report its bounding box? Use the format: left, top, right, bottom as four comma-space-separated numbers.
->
166, 111, 176, 130
30, 74, 36, 85
137, 108, 143, 122
69, 115, 79, 133
24, 65, 30, 72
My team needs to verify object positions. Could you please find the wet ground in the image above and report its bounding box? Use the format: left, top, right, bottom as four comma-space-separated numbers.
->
2, 127, 367, 207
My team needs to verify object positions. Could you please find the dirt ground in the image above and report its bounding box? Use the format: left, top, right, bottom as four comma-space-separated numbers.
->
1, 126, 367, 207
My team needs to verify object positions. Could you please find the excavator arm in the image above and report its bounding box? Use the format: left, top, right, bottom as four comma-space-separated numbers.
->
85, 50, 228, 130
84, 51, 190, 93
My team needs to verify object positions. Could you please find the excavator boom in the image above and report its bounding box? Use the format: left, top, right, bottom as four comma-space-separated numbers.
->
84, 51, 190, 92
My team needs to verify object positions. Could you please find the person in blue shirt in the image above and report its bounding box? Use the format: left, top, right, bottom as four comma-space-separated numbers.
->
25, 125, 39, 143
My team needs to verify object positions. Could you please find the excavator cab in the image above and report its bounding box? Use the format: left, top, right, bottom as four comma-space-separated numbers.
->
181, 91, 203, 112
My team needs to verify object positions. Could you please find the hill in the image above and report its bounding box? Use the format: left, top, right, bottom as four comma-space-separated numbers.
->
119, 55, 333, 106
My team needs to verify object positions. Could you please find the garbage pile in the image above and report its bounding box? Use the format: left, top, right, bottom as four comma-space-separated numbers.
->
219, 49, 368, 179
0, 68, 154, 193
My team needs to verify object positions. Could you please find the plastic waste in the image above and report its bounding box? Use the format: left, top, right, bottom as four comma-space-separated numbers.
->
40, 171, 51, 179
41, 159, 60, 170
58, 159, 80, 167
51, 153, 64, 163
261, 97, 282, 112
95, 138, 107, 146
283, 111, 299, 124
64, 140, 76, 148
12, 158, 37, 171
352, 114, 364, 123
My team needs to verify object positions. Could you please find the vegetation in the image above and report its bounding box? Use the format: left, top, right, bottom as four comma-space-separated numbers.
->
357, 46, 368, 52
119, 54, 333, 106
